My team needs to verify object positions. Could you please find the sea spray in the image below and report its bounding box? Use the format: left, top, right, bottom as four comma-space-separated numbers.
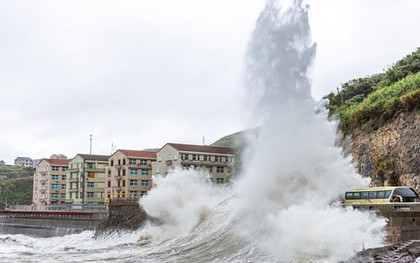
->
233, 0, 386, 262
141, 168, 231, 242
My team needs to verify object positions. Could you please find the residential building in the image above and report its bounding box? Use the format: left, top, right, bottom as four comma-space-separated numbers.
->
66, 154, 109, 204
32, 156, 69, 209
14, 157, 33, 167
153, 143, 235, 184
105, 149, 156, 203
0, 160, 5, 166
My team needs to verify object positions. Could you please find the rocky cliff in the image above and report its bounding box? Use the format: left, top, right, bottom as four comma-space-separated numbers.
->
350, 110, 420, 191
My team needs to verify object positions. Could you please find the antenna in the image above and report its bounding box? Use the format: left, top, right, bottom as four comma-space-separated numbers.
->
202, 136, 205, 145
90, 134, 93, 154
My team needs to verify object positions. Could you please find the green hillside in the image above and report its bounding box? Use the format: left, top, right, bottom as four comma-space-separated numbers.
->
0, 166, 35, 179
325, 48, 420, 134
0, 176, 33, 208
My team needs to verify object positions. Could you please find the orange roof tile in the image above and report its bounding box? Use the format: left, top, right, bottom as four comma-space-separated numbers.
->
46, 159, 69, 166
119, 149, 157, 159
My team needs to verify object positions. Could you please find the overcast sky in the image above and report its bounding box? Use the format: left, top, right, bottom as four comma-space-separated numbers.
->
0, 0, 419, 164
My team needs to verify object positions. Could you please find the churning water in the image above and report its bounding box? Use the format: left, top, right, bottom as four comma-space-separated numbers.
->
1, 0, 387, 262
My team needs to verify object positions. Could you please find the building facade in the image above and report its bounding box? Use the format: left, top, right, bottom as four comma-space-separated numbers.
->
153, 143, 235, 184
66, 154, 109, 204
32, 157, 69, 209
14, 157, 33, 167
105, 149, 156, 203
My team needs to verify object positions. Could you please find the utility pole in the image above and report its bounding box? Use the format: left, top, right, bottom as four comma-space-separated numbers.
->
90, 134, 93, 154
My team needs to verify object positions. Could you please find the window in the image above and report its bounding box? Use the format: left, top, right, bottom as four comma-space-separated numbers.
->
216, 167, 224, 173
52, 166, 59, 171
87, 182, 94, 188
215, 156, 221, 162
130, 180, 138, 186
141, 191, 147, 197
141, 169, 149, 176
86, 163, 94, 169
60, 193, 66, 199
129, 159, 136, 165
141, 180, 149, 187
51, 193, 58, 199
130, 191, 138, 197
207, 166, 213, 172
122, 180, 126, 187
52, 175, 59, 181
87, 192, 94, 198
361, 192, 369, 199
110, 159, 114, 166
122, 169, 126, 176
61, 184, 66, 190
216, 178, 224, 184
368, 191, 376, 199
140, 159, 148, 165
203, 155, 209, 161
118, 159, 121, 165
192, 154, 197, 161
51, 185, 58, 190
227, 167, 232, 173
123, 159, 126, 165
130, 169, 138, 175
87, 172, 95, 178
377, 191, 386, 199
61, 175, 66, 180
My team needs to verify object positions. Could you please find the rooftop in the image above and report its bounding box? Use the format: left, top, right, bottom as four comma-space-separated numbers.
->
118, 149, 157, 159
165, 143, 234, 155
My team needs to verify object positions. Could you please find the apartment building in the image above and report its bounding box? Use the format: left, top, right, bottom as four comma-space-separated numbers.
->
105, 149, 157, 203
154, 143, 235, 184
14, 157, 33, 167
32, 156, 69, 208
66, 154, 109, 204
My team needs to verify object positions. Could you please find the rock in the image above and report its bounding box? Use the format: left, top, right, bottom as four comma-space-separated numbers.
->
94, 200, 148, 238
345, 240, 420, 263
350, 111, 420, 190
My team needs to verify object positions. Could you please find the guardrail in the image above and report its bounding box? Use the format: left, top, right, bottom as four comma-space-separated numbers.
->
0, 210, 94, 218
350, 202, 420, 212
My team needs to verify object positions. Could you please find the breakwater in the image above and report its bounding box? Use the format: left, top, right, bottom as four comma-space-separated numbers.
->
0, 210, 107, 237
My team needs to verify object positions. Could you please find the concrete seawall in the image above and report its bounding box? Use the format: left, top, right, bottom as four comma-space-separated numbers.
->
0, 211, 107, 237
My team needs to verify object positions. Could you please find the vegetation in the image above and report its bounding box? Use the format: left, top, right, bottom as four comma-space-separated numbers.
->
326, 48, 420, 134
0, 166, 35, 179
0, 176, 33, 208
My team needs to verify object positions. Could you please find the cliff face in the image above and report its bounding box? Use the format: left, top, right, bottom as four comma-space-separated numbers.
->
350, 111, 420, 191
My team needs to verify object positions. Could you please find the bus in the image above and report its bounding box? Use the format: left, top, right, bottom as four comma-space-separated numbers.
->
343, 186, 419, 205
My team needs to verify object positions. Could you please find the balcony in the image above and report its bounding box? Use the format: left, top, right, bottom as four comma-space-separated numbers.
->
127, 163, 152, 169
114, 175, 123, 180
84, 167, 105, 173
68, 177, 79, 183
180, 159, 229, 166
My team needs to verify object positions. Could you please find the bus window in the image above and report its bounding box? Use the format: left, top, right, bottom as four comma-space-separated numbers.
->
345, 193, 353, 199
361, 192, 369, 199
353, 192, 361, 199
377, 191, 386, 199
385, 190, 392, 198
368, 191, 377, 199
394, 188, 419, 198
